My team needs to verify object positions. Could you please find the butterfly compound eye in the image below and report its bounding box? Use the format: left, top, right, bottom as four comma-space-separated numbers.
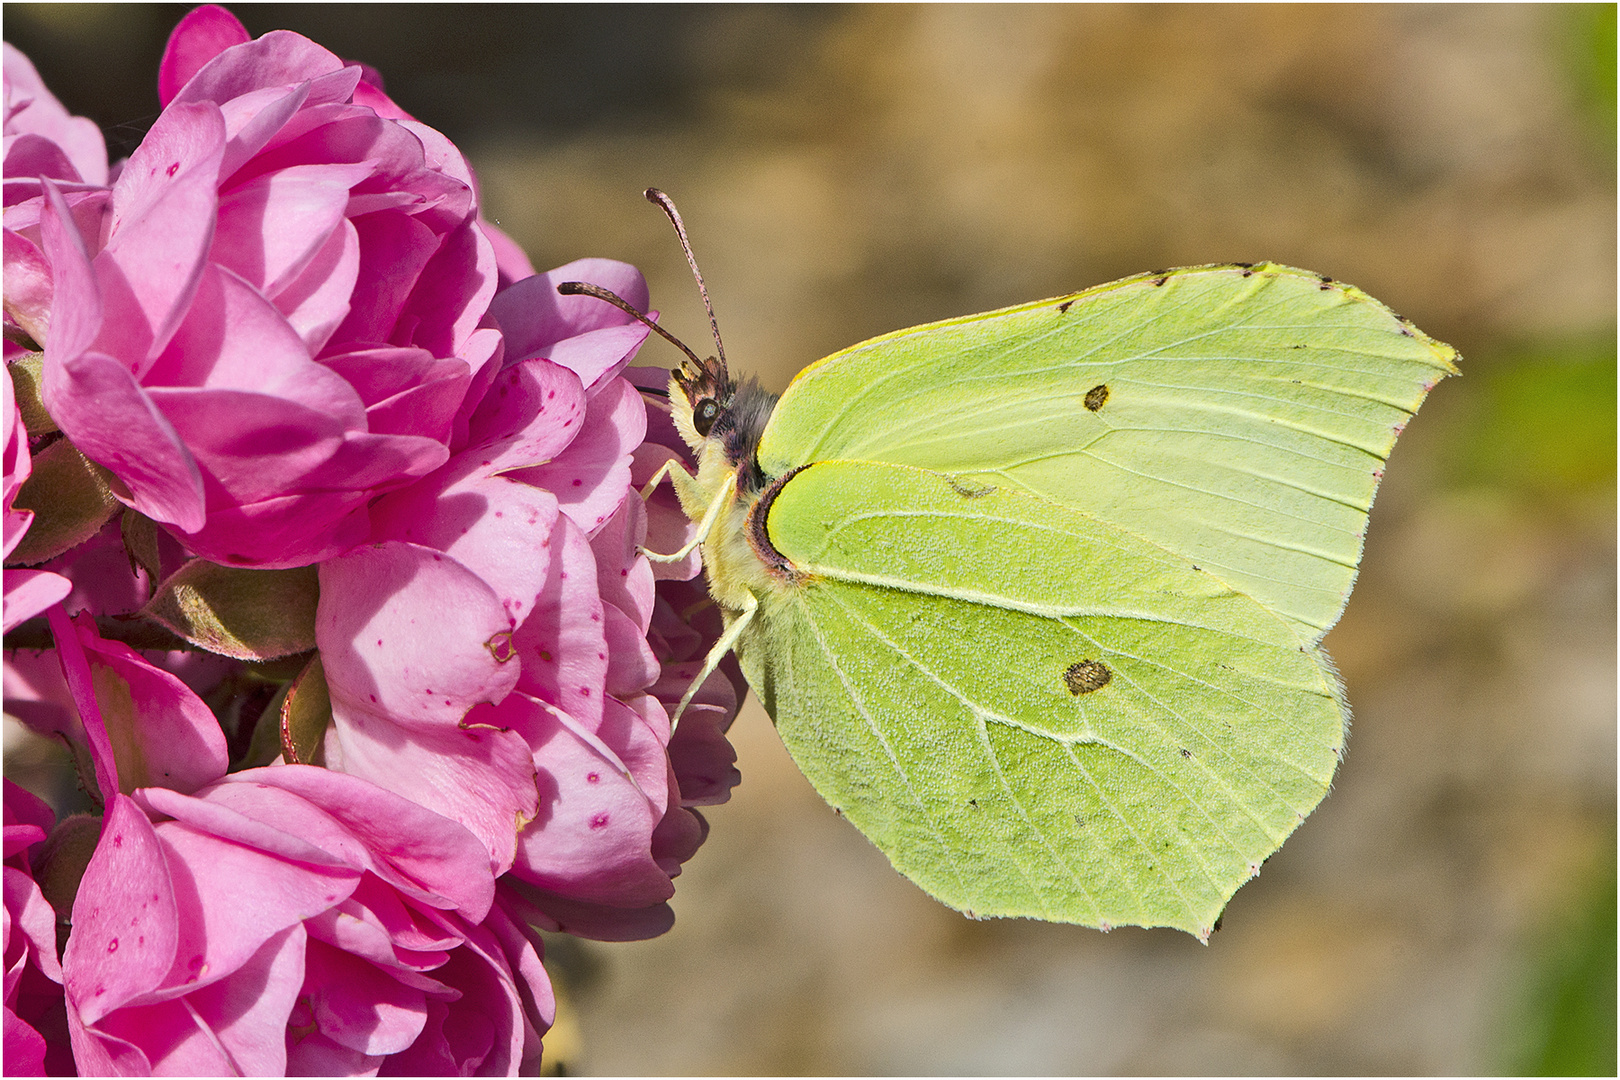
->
693, 398, 722, 437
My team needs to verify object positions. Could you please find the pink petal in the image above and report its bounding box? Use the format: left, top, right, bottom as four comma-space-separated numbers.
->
318, 540, 520, 730
62, 795, 178, 1025
42, 348, 206, 531
98, 101, 225, 365
512, 695, 672, 907
602, 602, 660, 698
173, 28, 348, 110
328, 207, 438, 347
274, 214, 360, 353
511, 374, 644, 535
462, 357, 587, 474
4, 1007, 47, 1075
78, 628, 230, 794
35, 177, 102, 362
141, 821, 348, 997
156, 4, 252, 107
65, 1002, 151, 1076
323, 709, 536, 878
2, 570, 71, 633
513, 512, 606, 729
632, 443, 704, 581
5, 865, 61, 984
170, 485, 374, 569
491, 258, 650, 359
4, 133, 83, 184
369, 469, 559, 626
2, 44, 108, 186
2, 228, 52, 345
321, 348, 470, 441
181, 767, 496, 918
395, 214, 494, 359
499, 877, 673, 943
481, 217, 536, 288
591, 492, 656, 632
301, 937, 427, 1056
546, 322, 652, 394
3, 778, 56, 841
163, 923, 305, 1076
211, 161, 371, 297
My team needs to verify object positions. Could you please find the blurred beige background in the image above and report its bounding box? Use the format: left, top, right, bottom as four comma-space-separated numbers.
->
8, 4, 1615, 1074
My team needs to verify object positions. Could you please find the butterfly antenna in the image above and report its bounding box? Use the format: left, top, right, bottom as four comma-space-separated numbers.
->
556, 281, 706, 370
644, 188, 727, 370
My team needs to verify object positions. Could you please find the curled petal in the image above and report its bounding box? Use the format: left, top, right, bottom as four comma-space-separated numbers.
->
318, 540, 520, 730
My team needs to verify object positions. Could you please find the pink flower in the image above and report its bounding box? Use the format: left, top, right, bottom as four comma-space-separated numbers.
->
63, 767, 550, 1075
3, 365, 71, 631
313, 260, 648, 869
17, 6, 502, 568
4, 780, 66, 1077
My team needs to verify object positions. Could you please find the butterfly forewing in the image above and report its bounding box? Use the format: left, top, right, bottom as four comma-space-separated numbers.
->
755, 264, 1458, 639
739, 459, 1346, 934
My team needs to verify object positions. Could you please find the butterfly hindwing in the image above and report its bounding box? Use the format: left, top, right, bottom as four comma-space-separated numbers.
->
738, 459, 1346, 934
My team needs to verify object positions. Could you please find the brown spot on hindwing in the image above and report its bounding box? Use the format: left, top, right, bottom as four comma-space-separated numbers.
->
1083, 384, 1109, 411
1064, 659, 1112, 694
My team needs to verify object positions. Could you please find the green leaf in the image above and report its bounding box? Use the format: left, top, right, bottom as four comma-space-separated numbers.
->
141, 561, 320, 661
6, 437, 120, 565
279, 654, 331, 766
7, 354, 57, 437
121, 510, 164, 583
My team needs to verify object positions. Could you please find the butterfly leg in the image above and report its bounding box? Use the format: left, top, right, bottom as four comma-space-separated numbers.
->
669, 588, 756, 733
639, 465, 736, 564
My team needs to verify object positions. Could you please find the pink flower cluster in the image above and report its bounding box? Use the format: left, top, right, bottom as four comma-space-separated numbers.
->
3, 7, 741, 1075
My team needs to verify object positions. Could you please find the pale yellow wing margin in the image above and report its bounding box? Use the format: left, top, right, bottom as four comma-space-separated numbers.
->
736, 460, 1346, 936
756, 264, 1457, 639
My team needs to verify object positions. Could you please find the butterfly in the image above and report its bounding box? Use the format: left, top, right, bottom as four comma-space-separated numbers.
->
564, 189, 1456, 938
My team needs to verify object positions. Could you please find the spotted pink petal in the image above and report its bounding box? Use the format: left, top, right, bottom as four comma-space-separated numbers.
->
591, 492, 657, 633
462, 357, 587, 475
369, 468, 560, 627
318, 540, 520, 731
512, 375, 645, 536
322, 711, 536, 879
511, 695, 672, 907
513, 512, 607, 730
62, 795, 177, 1025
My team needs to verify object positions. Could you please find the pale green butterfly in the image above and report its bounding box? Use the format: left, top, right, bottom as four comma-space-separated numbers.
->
564, 190, 1457, 939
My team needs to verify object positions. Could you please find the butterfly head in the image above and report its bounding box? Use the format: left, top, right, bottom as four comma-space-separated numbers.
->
670, 355, 776, 492
670, 354, 733, 448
